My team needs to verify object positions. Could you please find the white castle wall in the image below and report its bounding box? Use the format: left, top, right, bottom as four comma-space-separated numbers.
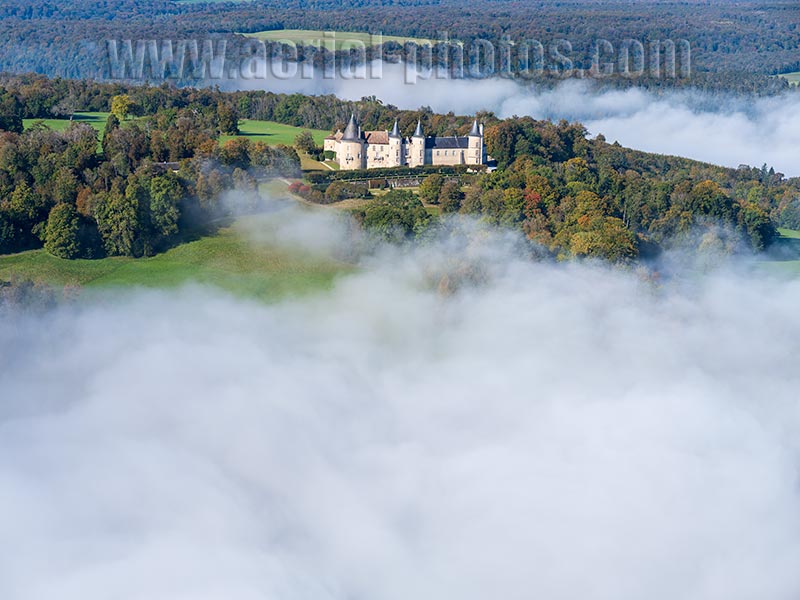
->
326, 121, 485, 170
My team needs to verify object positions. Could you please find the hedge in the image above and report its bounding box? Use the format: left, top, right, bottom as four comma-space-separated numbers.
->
305, 164, 485, 184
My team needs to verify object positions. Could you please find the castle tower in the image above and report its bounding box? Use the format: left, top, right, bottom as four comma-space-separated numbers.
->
467, 118, 484, 165
340, 113, 364, 170
388, 119, 403, 167
408, 119, 426, 167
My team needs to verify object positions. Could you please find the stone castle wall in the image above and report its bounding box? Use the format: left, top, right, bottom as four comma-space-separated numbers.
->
325, 119, 485, 170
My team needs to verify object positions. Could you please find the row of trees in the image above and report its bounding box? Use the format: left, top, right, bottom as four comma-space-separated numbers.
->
0, 74, 492, 139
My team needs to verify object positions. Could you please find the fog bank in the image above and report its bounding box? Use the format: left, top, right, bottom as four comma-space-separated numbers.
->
230, 61, 800, 176
2, 218, 800, 599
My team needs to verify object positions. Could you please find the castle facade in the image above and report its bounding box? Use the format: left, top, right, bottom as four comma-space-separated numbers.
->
324, 115, 485, 171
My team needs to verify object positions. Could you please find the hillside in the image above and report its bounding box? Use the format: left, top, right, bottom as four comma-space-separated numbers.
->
0, 204, 352, 300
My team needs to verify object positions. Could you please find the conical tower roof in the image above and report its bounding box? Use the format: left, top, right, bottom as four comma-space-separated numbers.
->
413, 119, 424, 138
342, 114, 359, 141
389, 119, 401, 138
469, 118, 480, 136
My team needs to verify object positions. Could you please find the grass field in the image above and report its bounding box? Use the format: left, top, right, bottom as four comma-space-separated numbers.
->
242, 29, 438, 50
221, 120, 330, 147
777, 228, 800, 239
22, 111, 110, 135
759, 228, 800, 274
777, 71, 800, 86
299, 152, 328, 171
24, 112, 110, 152
0, 210, 351, 301
23, 115, 328, 154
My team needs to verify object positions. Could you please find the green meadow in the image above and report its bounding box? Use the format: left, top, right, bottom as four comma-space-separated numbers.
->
777, 72, 800, 86
777, 228, 800, 239
242, 29, 438, 50
22, 111, 110, 135
221, 119, 330, 147
23, 115, 330, 158
4, 205, 799, 298
0, 209, 351, 301
759, 228, 800, 274
23, 115, 328, 149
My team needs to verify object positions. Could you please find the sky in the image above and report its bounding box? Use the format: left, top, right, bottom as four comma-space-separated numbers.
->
2, 207, 800, 600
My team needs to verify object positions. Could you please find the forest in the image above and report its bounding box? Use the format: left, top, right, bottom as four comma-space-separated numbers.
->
306, 120, 788, 261
0, 76, 301, 259
2, 74, 798, 263
0, 0, 799, 95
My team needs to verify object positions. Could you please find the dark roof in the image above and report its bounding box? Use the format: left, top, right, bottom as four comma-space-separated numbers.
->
342, 114, 359, 141
413, 119, 424, 137
425, 136, 470, 149
153, 161, 180, 172
389, 119, 401, 139
469, 119, 480, 136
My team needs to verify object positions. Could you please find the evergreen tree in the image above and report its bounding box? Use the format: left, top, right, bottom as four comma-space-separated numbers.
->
94, 189, 138, 256
149, 175, 182, 239
44, 203, 80, 258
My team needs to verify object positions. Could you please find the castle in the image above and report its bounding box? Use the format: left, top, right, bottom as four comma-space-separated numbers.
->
324, 115, 486, 170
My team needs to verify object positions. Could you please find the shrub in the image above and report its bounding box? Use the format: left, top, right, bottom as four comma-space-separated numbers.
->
324, 181, 371, 203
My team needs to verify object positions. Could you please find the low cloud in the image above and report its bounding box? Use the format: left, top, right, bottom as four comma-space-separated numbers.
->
2, 212, 800, 600
222, 192, 359, 259
229, 61, 800, 176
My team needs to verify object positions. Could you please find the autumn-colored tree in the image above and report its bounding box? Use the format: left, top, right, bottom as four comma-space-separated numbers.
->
553, 190, 638, 261
219, 137, 251, 169
567, 217, 637, 262
524, 174, 558, 213
110, 94, 133, 121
